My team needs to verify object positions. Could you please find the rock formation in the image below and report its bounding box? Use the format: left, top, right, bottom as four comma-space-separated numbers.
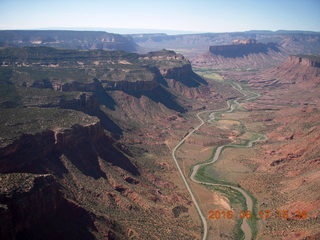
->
191, 40, 287, 69
0, 173, 99, 240
209, 41, 279, 58
132, 31, 320, 56
0, 30, 137, 52
287, 55, 320, 68
250, 55, 320, 87
0, 46, 209, 239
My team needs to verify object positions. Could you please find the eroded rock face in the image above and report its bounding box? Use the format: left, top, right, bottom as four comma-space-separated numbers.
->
0, 121, 139, 178
0, 47, 208, 239
0, 173, 97, 240
160, 63, 206, 87
192, 41, 286, 69
141, 50, 207, 87
254, 55, 320, 86
209, 42, 280, 58
0, 174, 60, 239
288, 55, 320, 68
0, 30, 137, 52
0, 120, 142, 239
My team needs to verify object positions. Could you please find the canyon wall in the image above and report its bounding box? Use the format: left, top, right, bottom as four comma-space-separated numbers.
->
0, 30, 137, 52
0, 173, 99, 240
209, 42, 280, 58
248, 55, 320, 88
0, 120, 139, 177
0, 46, 209, 239
191, 41, 286, 69
288, 55, 320, 68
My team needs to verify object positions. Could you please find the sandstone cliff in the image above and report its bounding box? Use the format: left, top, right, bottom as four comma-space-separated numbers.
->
0, 47, 207, 136
0, 173, 98, 240
0, 118, 139, 177
140, 50, 207, 88
209, 42, 280, 58
191, 41, 287, 69
132, 31, 320, 56
0, 47, 209, 239
250, 55, 320, 87
0, 111, 199, 239
0, 117, 145, 239
287, 55, 320, 68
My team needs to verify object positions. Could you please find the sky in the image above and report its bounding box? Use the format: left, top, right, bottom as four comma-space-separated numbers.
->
0, 0, 319, 34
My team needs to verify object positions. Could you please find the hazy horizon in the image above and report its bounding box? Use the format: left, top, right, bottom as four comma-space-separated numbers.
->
2, 27, 320, 36
1, 0, 319, 34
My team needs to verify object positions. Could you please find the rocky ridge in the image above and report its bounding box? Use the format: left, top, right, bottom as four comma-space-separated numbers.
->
133, 31, 320, 71
0, 173, 100, 240
287, 55, 320, 68
224, 54, 320, 239
192, 40, 287, 69
209, 41, 279, 58
0, 46, 211, 239
248, 55, 320, 87
132, 30, 320, 56
0, 30, 137, 52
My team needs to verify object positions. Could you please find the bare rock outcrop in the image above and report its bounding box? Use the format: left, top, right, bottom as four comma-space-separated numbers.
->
287, 55, 320, 68
192, 41, 286, 69
0, 30, 137, 52
209, 41, 280, 58
252, 55, 320, 86
0, 173, 97, 240
0, 120, 139, 178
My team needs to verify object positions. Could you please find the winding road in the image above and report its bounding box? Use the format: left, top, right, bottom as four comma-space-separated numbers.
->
171, 82, 264, 240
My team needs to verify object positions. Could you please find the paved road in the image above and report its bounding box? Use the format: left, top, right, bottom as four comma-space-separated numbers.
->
171, 114, 209, 240
171, 82, 263, 240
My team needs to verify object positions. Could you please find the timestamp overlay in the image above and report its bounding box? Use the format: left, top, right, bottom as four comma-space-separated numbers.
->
208, 209, 309, 221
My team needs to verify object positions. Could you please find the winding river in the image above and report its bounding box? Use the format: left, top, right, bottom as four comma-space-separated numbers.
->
171, 82, 264, 240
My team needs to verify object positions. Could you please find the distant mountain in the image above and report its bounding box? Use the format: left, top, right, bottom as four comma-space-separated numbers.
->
130, 31, 320, 70
0, 30, 138, 52
191, 40, 287, 69
131, 30, 320, 56
2, 30, 319, 57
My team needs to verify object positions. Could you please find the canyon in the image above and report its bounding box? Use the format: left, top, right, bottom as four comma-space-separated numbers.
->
0, 45, 220, 239
0, 30, 319, 240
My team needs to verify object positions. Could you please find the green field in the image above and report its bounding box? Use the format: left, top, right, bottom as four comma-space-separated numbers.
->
194, 68, 224, 81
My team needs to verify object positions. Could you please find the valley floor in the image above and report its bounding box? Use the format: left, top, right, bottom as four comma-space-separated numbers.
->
172, 67, 320, 240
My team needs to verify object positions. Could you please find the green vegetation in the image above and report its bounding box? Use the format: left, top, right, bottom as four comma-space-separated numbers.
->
227, 80, 261, 102
12, 67, 91, 84
196, 163, 237, 186
194, 68, 224, 81
208, 185, 246, 209
199, 172, 259, 239
207, 185, 245, 239
194, 131, 262, 183
189, 81, 263, 239
0, 82, 21, 108
0, 108, 98, 146
139, 50, 190, 69
17, 87, 79, 106
0, 46, 195, 148
0, 47, 191, 85
247, 193, 259, 240
0, 46, 138, 64
99, 66, 155, 82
